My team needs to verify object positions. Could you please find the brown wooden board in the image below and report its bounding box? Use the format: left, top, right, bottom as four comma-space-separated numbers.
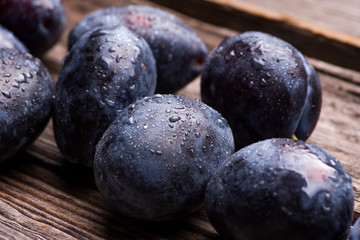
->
0, 0, 359, 239
150, 0, 360, 72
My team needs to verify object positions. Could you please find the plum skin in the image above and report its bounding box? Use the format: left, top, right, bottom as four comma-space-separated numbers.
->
94, 94, 235, 221
201, 31, 322, 149
0, 0, 66, 55
0, 48, 54, 161
69, 5, 207, 94
0, 25, 28, 52
350, 217, 360, 240
53, 26, 157, 167
205, 138, 354, 240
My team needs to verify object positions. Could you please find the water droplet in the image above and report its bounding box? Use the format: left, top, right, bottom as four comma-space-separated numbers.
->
254, 58, 266, 65
105, 98, 115, 107
202, 146, 207, 152
216, 119, 225, 127
132, 46, 140, 56
325, 192, 331, 199
169, 116, 181, 122
108, 47, 116, 53
143, 124, 148, 129
322, 193, 332, 212
1, 91, 11, 98
91, 30, 107, 38
115, 55, 123, 63
175, 105, 185, 110
125, 116, 134, 125
15, 74, 27, 84
195, 132, 201, 138
225, 50, 235, 61
189, 148, 195, 157
260, 78, 268, 87
12, 83, 20, 88
322, 204, 331, 212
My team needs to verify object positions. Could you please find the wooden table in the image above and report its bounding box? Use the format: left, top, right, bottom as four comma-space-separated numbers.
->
1, 0, 359, 239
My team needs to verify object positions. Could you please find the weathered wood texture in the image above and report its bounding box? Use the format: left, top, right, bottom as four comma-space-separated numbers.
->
0, 0, 358, 239
150, 0, 360, 72
231, 0, 360, 39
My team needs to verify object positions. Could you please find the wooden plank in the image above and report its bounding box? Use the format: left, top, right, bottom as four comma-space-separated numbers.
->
0, 0, 358, 238
149, 0, 360, 72
201, 0, 360, 39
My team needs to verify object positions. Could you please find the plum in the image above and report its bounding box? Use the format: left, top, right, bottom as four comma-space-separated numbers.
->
201, 31, 322, 149
205, 138, 354, 240
0, 25, 28, 52
53, 26, 157, 167
94, 94, 234, 221
0, 0, 66, 55
0, 48, 54, 161
350, 217, 360, 240
69, 5, 207, 93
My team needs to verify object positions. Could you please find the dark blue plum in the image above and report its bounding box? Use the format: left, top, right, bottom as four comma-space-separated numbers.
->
53, 26, 157, 167
201, 31, 322, 149
0, 25, 28, 52
94, 94, 234, 221
205, 138, 354, 240
0, 0, 66, 55
295, 55, 322, 140
350, 217, 360, 240
0, 48, 54, 161
69, 5, 207, 94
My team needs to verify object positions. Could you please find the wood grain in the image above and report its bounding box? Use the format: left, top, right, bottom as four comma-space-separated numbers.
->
0, 0, 359, 239
223, 0, 360, 39
149, 0, 360, 72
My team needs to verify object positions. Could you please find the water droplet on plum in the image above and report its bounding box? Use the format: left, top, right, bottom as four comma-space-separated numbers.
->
169, 116, 181, 122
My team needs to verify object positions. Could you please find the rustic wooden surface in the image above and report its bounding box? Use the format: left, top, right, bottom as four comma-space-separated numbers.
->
151, 0, 360, 72
0, 0, 359, 239
228, 0, 360, 39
